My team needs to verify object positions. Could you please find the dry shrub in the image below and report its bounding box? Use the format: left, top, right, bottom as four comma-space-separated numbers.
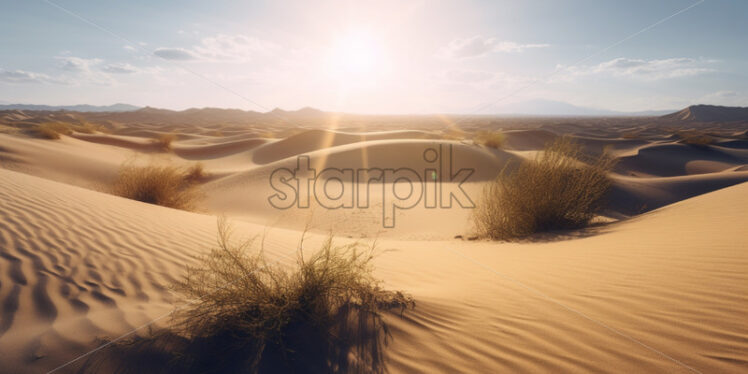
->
677, 131, 715, 146
72, 122, 101, 134
184, 162, 207, 183
474, 137, 615, 240
112, 163, 201, 210
155, 133, 177, 151
33, 122, 72, 139
620, 130, 641, 139
474, 130, 505, 149
81, 220, 413, 374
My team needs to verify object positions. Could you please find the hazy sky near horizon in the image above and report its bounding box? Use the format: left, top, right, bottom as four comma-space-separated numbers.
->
1, 0, 746, 114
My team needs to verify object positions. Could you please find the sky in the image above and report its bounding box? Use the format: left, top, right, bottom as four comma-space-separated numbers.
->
1, 0, 747, 114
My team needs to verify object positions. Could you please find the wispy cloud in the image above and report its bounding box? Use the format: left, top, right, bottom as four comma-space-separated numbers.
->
55, 56, 117, 85
697, 90, 745, 106
0, 68, 66, 84
153, 48, 196, 61
56, 56, 102, 72
153, 34, 277, 62
102, 63, 139, 74
558, 57, 717, 81
194, 34, 277, 62
0, 56, 139, 86
441, 36, 549, 58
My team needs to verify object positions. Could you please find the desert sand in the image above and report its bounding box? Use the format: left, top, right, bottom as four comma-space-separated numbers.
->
0, 108, 747, 373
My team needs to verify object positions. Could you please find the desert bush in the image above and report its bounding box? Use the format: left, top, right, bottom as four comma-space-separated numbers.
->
33, 122, 72, 139
111, 163, 201, 210
72, 122, 100, 134
81, 220, 413, 374
184, 162, 207, 183
154, 133, 177, 151
474, 130, 505, 149
474, 137, 615, 240
620, 130, 641, 139
677, 131, 715, 146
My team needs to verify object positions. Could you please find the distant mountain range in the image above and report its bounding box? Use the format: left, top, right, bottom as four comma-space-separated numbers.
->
2, 102, 746, 121
0, 100, 674, 116
660, 104, 748, 122
488, 99, 675, 117
0, 103, 141, 112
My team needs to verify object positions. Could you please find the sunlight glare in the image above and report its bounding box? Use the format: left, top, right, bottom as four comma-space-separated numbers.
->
329, 31, 383, 80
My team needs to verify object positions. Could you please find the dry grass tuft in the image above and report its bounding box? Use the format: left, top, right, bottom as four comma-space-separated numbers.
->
474, 130, 506, 149
154, 133, 177, 151
474, 137, 615, 240
80, 220, 413, 373
33, 122, 73, 139
184, 162, 207, 183
111, 163, 202, 210
72, 122, 101, 134
677, 131, 715, 146
620, 130, 642, 140
31, 121, 105, 138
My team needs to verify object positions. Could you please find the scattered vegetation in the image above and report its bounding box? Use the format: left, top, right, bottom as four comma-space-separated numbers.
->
154, 133, 177, 151
33, 122, 73, 139
28, 121, 106, 139
441, 127, 467, 140
474, 137, 615, 240
80, 220, 414, 374
73, 121, 101, 134
474, 130, 506, 149
184, 162, 207, 183
676, 131, 716, 146
620, 130, 642, 140
111, 162, 204, 210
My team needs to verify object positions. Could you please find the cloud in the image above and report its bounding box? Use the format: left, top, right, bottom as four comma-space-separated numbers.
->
559, 57, 716, 81
441, 36, 549, 58
56, 56, 102, 72
154, 34, 277, 62
698, 90, 745, 106
703, 90, 738, 98
153, 48, 196, 61
0, 68, 66, 84
54, 56, 121, 85
102, 63, 138, 74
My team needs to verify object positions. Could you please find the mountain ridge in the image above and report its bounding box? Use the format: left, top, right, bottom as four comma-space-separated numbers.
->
661, 104, 748, 122
0, 103, 140, 112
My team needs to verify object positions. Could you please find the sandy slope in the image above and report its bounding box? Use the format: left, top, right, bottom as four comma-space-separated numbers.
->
1, 166, 747, 373
4, 123, 748, 237
1, 115, 748, 372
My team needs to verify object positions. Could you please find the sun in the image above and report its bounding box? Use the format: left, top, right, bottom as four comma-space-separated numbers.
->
328, 31, 383, 79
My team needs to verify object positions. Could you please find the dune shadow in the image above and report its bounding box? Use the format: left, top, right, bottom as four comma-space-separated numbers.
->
511, 221, 614, 243
77, 303, 405, 374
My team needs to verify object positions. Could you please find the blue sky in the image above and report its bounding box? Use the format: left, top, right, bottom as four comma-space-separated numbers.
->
1, 0, 746, 113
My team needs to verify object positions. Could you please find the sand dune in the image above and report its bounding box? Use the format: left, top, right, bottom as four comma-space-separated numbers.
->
251, 129, 441, 164
617, 143, 746, 177
1, 167, 747, 373
1, 111, 747, 372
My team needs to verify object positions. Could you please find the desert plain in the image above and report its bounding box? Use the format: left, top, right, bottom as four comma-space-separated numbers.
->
0, 106, 747, 373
